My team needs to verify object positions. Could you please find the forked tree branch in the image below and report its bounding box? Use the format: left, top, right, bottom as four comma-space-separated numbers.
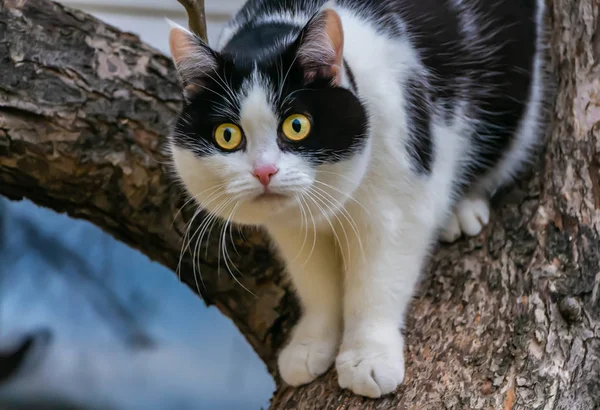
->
177, 0, 208, 41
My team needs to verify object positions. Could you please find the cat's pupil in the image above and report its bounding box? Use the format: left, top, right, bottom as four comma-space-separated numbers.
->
292, 119, 302, 133
224, 128, 232, 142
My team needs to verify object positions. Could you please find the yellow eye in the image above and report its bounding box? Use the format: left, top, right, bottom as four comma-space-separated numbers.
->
214, 123, 243, 151
282, 114, 311, 141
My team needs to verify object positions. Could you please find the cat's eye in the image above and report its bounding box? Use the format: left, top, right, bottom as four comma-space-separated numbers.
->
282, 114, 311, 141
214, 123, 243, 151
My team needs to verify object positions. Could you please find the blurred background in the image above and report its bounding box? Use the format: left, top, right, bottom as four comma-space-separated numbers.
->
0, 0, 275, 409
61, 0, 236, 50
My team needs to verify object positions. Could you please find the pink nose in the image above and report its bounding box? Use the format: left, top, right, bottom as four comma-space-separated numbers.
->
252, 164, 278, 187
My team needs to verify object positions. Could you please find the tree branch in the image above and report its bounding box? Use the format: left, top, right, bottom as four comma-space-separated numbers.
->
1, 0, 599, 409
177, 0, 208, 41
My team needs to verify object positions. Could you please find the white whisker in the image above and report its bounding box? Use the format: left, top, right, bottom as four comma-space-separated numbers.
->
278, 52, 299, 103
177, 206, 203, 291
291, 194, 309, 263
304, 188, 346, 266
220, 201, 256, 296
190, 195, 235, 289
313, 178, 371, 217
172, 182, 227, 229
311, 184, 367, 263
297, 193, 317, 268
176, 184, 229, 292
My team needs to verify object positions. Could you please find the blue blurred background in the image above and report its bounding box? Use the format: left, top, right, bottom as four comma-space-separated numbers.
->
0, 1, 275, 408
0, 197, 274, 409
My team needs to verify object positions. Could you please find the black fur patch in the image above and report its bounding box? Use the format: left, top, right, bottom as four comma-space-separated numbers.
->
404, 77, 434, 174
172, 21, 368, 165
277, 83, 368, 164
222, 22, 300, 63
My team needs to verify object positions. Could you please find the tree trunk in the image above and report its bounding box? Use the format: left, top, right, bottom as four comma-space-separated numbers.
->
1, 0, 599, 409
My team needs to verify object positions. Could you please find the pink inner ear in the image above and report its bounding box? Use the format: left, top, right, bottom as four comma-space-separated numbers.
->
298, 9, 345, 85
169, 27, 195, 66
168, 27, 217, 96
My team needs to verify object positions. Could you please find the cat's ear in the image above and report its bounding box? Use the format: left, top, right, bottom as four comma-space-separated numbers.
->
168, 20, 218, 98
296, 7, 344, 85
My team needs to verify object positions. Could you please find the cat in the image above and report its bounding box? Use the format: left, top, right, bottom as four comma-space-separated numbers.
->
167, 0, 548, 398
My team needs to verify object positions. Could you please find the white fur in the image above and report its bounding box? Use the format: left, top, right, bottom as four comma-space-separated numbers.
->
269, 224, 342, 386
326, 8, 464, 397
170, 0, 547, 399
440, 195, 491, 243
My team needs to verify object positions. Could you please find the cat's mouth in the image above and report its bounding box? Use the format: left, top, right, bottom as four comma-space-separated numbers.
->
252, 192, 289, 202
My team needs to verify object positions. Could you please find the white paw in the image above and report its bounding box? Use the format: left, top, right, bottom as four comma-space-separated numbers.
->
336, 331, 405, 398
440, 196, 490, 243
439, 212, 461, 243
456, 196, 490, 236
278, 319, 340, 386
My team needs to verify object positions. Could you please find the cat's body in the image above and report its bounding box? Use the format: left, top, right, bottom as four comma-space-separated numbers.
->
168, 0, 548, 398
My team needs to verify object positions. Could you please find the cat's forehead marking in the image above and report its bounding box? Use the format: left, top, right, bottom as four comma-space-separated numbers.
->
239, 70, 279, 151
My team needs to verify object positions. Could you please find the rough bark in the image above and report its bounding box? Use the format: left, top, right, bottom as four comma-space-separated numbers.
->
0, 0, 599, 409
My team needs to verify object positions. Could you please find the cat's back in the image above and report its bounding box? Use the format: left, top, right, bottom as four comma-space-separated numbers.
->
216, 0, 325, 55
219, 0, 543, 80
222, 0, 541, 37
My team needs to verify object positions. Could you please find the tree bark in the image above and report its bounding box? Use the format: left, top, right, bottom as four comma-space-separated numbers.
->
0, 0, 599, 409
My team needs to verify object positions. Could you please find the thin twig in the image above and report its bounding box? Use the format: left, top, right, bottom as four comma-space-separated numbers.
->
177, 0, 208, 42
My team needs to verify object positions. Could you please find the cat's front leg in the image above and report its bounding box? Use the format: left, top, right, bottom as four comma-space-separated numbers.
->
268, 224, 343, 386
335, 205, 434, 398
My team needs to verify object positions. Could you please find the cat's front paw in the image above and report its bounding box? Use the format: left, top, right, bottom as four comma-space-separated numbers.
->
440, 195, 490, 243
278, 318, 340, 386
336, 329, 405, 398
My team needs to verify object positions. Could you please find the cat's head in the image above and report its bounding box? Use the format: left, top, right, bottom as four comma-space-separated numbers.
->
168, 7, 369, 226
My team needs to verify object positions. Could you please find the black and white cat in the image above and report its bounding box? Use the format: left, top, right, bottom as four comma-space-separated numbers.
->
167, 0, 547, 398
